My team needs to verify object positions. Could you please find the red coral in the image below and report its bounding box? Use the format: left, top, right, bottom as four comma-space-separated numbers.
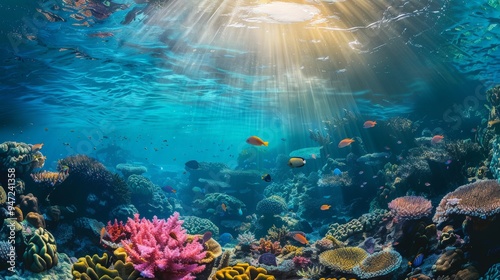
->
292, 256, 311, 268
106, 219, 128, 243
121, 212, 206, 280
252, 238, 282, 254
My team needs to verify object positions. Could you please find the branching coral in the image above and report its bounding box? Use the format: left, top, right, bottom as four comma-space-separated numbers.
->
266, 225, 289, 243
296, 265, 324, 279
252, 238, 282, 254
121, 212, 206, 279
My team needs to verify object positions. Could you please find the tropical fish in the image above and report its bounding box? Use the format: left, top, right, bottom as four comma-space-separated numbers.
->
246, 136, 268, 146
100, 227, 108, 240
169, 232, 178, 240
221, 203, 227, 212
202, 231, 213, 243
192, 186, 204, 193
289, 232, 309, 245
185, 160, 200, 169
338, 138, 355, 148
238, 208, 243, 215
320, 205, 331, 210
333, 168, 342, 176
431, 135, 444, 144
59, 165, 70, 174
162, 185, 177, 193
409, 253, 424, 267
363, 121, 377, 128
288, 157, 306, 168
31, 143, 44, 152
311, 154, 317, 160
261, 173, 272, 182
19, 154, 35, 165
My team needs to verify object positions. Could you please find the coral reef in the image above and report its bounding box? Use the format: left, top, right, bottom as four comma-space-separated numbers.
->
71, 247, 140, 280
23, 228, 58, 273
433, 179, 500, 224
121, 212, 206, 279
212, 263, 276, 280
319, 247, 368, 274
326, 209, 389, 241
0, 141, 46, 176
256, 196, 287, 216
193, 193, 246, 216
352, 250, 402, 279
126, 174, 172, 219
116, 163, 147, 178
388, 196, 433, 222
181, 215, 220, 237
432, 248, 465, 275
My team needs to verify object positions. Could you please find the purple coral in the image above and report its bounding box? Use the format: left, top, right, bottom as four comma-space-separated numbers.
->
122, 212, 206, 279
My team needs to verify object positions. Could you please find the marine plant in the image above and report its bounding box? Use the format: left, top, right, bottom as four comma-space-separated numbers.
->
266, 224, 289, 243
121, 212, 206, 279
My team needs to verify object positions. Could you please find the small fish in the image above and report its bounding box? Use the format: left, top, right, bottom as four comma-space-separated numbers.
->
288, 157, 306, 168
122, 7, 142, 24
238, 208, 243, 215
100, 227, 108, 240
261, 173, 272, 182
162, 186, 177, 193
44, 128, 48, 131
445, 159, 452, 165
221, 203, 227, 212
333, 168, 342, 176
311, 153, 317, 160
59, 165, 70, 174
363, 120, 377, 128
246, 136, 268, 146
409, 253, 424, 267
424, 182, 431, 186
359, 170, 364, 175
291, 232, 309, 245
431, 135, 444, 144
169, 232, 178, 240
323, 195, 331, 199
202, 231, 212, 243
31, 143, 44, 152
281, 138, 286, 141
185, 160, 200, 169
192, 186, 204, 193
320, 205, 331, 210
338, 138, 355, 148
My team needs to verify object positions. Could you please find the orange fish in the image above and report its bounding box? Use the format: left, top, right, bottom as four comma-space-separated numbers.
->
246, 136, 268, 146
221, 203, 227, 212
292, 233, 309, 245
431, 135, 444, 144
320, 204, 331, 210
31, 143, 44, 152
338, 138, 355, 148
363, 121, 377, 128
100, 227, 108, 240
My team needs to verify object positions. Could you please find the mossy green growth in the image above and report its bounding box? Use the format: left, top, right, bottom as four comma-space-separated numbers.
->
23, 227, 58, 272
72, 248, 139, 280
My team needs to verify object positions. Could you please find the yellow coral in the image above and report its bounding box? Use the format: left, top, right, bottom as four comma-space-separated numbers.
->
319, 247, 368, 274
212, 263, 276, 280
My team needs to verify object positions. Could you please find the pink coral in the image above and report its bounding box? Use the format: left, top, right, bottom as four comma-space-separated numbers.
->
388, 196, 432, 222
292, 256, 311, 268
121, 212, 206, 279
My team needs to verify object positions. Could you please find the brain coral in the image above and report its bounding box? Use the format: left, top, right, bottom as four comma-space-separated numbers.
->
388, 196, 433, 222
319, 247, 368, 274
212, 263, 276, 280
256, 195, 287, 216
352, 250, 402, 279
23, 228, 58, 273
181, 216, 220, 237
433, 179, 500, 224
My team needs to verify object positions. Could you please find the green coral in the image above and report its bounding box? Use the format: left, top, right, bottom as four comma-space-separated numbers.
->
23, 228, 58, 273
181, 216, 220, 237
256, 196, 287, 216
71, 248, 140, 280
194, 193, 245, 214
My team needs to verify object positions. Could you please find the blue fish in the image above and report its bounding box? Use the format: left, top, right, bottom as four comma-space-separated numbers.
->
238, 208, 243, 215
333, 168, 342, 176
410, 253, 424, 267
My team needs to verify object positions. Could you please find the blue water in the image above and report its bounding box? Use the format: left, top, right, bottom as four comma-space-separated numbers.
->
3, 0, 500, 278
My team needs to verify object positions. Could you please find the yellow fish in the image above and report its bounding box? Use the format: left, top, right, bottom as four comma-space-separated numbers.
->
246, 136, 268, 146
288, 157, 306, 168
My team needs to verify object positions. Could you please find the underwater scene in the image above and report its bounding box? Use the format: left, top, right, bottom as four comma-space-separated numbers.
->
3, 0, 500, 279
